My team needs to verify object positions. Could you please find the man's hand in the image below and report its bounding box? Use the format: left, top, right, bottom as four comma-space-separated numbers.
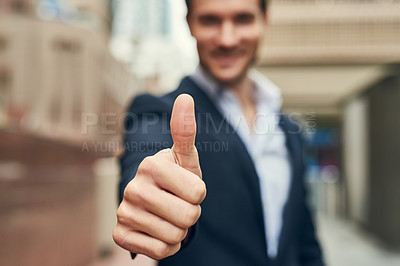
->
113, 94, 206, 260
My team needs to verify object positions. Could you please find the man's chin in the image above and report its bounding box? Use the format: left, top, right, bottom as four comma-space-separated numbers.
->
200, 60, 249, 86
211, 68, 247, 86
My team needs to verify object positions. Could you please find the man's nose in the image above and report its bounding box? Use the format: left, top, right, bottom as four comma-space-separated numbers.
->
217, 21, 239, 48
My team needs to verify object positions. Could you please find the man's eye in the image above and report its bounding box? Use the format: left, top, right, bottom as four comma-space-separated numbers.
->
235, 14, 255, 24
199, 16, 220, 26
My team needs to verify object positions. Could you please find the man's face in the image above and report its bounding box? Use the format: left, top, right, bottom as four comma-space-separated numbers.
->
187, 0, 267, 85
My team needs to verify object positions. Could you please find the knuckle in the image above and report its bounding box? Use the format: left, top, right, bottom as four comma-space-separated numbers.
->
116, 205, 126, 223
112, 227, 126, 248
191, 180, 206, 203
113, 227, 144, 255
138, 156, 155, 176
169, 228, 187, 244
124, 181, 149, 206
123, 181, 139, 201
133, 185, 150, 205
116, 205, 137, 227
183, 205, 201, 228
170, 243, 182, 257
152, 242, 170, 260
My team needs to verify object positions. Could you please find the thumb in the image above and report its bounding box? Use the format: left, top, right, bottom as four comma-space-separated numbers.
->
170, 94, 202, 178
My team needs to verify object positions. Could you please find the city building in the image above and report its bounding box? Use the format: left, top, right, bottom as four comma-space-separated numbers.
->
110, 0, 196, 93
0, 1, 137, 266
1, 1, 400, 266
258, 0, 400, 249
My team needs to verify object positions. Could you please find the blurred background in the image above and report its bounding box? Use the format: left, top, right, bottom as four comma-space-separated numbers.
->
0, 0, 399, 265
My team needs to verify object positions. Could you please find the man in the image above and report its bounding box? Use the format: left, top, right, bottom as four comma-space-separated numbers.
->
113, 0, 325, 265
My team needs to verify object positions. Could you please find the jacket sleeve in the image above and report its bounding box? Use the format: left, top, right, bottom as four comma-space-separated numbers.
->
118, 94, 173, 203
118, 94, 174, 260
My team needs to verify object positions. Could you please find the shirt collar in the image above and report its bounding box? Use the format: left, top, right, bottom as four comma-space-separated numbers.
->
190, 65, 282, 112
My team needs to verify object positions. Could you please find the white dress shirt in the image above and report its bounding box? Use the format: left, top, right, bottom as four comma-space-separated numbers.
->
191, 66, 292, 258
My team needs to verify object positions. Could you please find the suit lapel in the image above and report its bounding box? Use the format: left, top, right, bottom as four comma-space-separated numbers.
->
178, 77, 268, 246
178, 78, 305, 264
275, 115, 303, 263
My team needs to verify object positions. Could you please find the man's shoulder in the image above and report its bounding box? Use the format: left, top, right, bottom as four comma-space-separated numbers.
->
126, 93, 173, 115
126, 76, 198, 115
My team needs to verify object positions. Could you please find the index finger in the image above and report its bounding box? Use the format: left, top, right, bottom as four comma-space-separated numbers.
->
153, 159, 206, 205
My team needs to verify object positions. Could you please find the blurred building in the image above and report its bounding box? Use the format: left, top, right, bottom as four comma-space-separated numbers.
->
0, 0, 136, 147
256, 0, 400, 249
343, 74, 400, 248
1, 1, 400, 266
111, 0, 170, 39
0, 1, 137, 266
110, 0, 196, 93
110, 0, 171, 67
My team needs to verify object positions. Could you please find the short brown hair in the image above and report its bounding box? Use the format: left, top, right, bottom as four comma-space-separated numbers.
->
185, 0, 268, 14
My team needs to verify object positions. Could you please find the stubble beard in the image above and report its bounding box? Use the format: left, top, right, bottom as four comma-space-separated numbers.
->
199, 51, 258, 89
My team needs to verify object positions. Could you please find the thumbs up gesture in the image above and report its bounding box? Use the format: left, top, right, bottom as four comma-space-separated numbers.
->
113, 94, 206, 260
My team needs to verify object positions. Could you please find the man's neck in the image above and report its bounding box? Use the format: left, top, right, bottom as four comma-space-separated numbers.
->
223, 75, 257, 130
197, 65, 258, 129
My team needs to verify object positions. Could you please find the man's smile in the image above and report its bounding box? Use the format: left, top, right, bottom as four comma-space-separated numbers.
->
211, 51, 244, 68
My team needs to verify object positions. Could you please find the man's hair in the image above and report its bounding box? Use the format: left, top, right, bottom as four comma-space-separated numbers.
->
185, 0, 268, 14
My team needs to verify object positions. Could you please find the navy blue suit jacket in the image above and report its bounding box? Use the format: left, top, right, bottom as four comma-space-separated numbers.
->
119, 77, 324, 266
